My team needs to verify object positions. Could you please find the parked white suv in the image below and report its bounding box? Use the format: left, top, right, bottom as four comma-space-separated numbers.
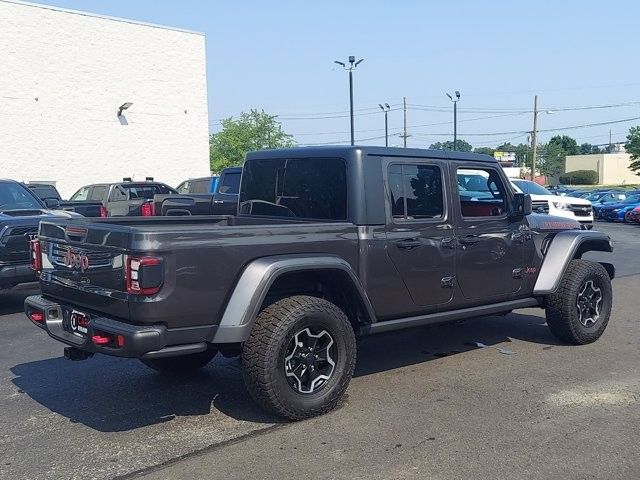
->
511, 179, 593, 229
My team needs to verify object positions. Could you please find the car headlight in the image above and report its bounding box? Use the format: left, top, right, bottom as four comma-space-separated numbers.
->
552, 202, 571, 210
612, 209, 620, 213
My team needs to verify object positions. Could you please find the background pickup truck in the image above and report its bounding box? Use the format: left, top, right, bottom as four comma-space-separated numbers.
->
0, 179, 80, 290
27, 183, 105, 217
25, 146, 614, 420
155, 167, 241, 216
69, 179, 177, 217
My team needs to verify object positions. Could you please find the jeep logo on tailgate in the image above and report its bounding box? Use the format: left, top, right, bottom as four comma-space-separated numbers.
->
63, 247, 89, 272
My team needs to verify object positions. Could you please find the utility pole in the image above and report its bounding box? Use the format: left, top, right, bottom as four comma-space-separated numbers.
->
531, 95, 538, 181
609, 129, 612, 153
334, 56, 364, 146
379, 103, 390, 147
400, 97, 408, 147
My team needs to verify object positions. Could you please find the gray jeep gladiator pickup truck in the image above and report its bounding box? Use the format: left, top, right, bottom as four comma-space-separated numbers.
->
24, 146, 614, 419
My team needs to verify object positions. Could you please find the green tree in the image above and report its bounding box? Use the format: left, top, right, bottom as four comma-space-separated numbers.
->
626, 126, 640, 175
473, 147, 495, 156
210, 110, 294, 172
538, 141, 566, 177
579, 143, 603, 155
548, 135, 579, 156
494, 142, 517, 152
429, 139, 473, 152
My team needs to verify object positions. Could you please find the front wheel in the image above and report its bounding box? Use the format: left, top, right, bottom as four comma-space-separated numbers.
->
141, 346, 218, 374
242, 295, 356, 420
544, 259, 612, 345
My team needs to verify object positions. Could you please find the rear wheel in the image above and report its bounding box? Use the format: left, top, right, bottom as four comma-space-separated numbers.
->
545, 259, 612, 345
141, 346, 217, 374
242, 295, 356, 420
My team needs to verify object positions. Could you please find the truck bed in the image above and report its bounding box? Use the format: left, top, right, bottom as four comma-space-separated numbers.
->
36, 215, 359, 329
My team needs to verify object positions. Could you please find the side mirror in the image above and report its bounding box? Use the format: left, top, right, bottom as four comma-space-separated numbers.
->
44, 198, 61, 209
511, 193, 532, 220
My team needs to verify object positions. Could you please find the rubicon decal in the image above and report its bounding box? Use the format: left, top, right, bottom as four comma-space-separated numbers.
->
63, 247, 89, 272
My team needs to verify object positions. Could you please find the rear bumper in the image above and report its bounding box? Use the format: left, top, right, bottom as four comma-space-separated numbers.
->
24, 295, 216, 359
0, 263, 36, 288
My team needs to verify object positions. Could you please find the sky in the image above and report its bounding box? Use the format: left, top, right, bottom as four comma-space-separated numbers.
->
33, 0, 640, 149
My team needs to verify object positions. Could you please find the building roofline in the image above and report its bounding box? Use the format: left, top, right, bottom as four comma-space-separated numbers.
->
1, 0, 205, 36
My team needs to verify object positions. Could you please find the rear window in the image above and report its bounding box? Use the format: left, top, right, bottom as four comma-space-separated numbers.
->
122, 184, 173, 199
239, 158, 347, 220
89, 186, 107, 201
29, 185, 59, 200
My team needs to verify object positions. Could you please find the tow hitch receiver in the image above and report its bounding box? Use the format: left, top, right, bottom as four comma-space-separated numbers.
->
64, 347, 94, 361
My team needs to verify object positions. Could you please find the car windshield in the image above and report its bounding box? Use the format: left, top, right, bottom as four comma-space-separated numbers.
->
512, 180, 552, 196
622, 194, 640, 203
0, 182, 43, 211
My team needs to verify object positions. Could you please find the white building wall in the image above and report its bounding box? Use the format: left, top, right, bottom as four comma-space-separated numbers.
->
0, 0, 210, 198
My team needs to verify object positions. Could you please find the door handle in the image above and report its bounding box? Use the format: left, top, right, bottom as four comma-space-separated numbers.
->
213, 200, 224, 204
396, 238, 422, 250
441, 236, 456, 249
459, 235, 480, 246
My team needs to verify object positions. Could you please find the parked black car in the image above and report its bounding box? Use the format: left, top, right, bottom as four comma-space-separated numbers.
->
0, 180, 81, 290
25, 146, 614, 419
27, 183, 105, 217
69, 178, 177, 217
156, 167, 241, 216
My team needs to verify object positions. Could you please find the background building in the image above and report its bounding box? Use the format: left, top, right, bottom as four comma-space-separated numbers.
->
564, 152, 639, 185
0, 0, 210, 197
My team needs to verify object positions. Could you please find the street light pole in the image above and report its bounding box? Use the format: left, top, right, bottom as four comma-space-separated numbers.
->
335, 56, 364, 146
379, 103, 390, 147
531, 95, 538, 181
446, 91, 461, 150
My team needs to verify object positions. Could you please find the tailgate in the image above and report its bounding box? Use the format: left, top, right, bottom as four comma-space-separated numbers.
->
38, 219, 131, 319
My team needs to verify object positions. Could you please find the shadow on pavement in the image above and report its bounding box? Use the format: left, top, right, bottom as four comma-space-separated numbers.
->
354, 311, 562, 377
11, 311, 562, 433
0, 285, 39, 315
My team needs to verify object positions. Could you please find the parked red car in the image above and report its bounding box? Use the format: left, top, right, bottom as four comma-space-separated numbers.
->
628, 206, 640, 224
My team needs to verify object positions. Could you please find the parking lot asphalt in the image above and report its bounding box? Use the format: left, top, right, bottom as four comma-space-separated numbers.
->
0, 222, 638, 480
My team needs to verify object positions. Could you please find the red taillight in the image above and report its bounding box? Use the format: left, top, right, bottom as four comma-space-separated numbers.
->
30, 311, 44, 323
91, 331, 125, 348
126, 256, 163, 295
99, 205, 108, 218
91, 334, 111, 345
30, 239, 42, 272
141, 201, 155, 217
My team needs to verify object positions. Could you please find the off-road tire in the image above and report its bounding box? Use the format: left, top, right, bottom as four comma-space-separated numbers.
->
141, 346, 217, 374
545, 259, 612, 345
242, 295, 356, 420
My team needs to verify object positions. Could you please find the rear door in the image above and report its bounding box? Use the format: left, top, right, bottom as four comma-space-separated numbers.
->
213, 171, 241, 215
452, 163, 524, 301
384, 159, 456, 308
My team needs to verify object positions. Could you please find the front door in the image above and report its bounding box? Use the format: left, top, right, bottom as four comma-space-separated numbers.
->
385, 161, 456, 308
453, 164, 524, 301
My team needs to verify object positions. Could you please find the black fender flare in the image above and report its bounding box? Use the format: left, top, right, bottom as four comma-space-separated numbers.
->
211, 254, 376, 343
533, 230, 614, 295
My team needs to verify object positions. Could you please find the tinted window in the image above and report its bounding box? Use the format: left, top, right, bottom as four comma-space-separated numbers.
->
191, 179, 210, 194
71, 186, 90, 201
457, 167, 507, 217
0, 182, 43, 210
156, 184, 176, 195
29, 185, 59, 200
122, 185, 159, 200
220, 172, 241, 194
512, 180, 552, 196
240, 158, 347, 220
89, 186, 107, 201
388, 164, 444, 219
